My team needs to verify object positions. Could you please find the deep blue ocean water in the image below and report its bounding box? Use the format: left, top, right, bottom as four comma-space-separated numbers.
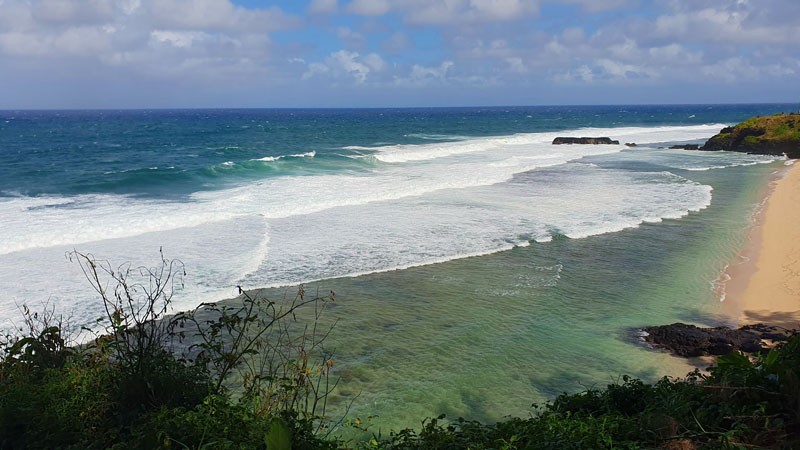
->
1, 104, 790, 198
0, 104, 794, 429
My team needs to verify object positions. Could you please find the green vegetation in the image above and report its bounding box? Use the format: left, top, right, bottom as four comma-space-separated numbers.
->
361, 341, 800, 449
703, 113, 800, 158
0, 251, 338, 449
1, 253, 799, 449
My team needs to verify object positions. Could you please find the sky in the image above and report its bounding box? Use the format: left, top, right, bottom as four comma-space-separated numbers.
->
0, 0, 799, 108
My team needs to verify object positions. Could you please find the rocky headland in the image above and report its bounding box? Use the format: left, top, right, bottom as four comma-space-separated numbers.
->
702, 113, 800, 158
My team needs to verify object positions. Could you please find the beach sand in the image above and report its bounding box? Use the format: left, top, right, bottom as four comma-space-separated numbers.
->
724, 161, 800, 329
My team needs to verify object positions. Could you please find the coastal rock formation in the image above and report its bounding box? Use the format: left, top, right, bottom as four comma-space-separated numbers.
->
552, 137, 620, 145
641, 323, 792, 357
702, 113, 800, 158
669, 144, 700, 150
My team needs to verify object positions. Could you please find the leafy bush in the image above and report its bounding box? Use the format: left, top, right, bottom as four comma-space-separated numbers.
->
0, 251, 338, 449
2, 250, 799, 449
358, 334, 800, 450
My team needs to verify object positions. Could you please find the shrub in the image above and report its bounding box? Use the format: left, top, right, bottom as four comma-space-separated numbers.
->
0, 251, 339, 449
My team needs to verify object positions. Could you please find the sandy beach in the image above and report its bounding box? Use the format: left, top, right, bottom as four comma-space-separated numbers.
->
724, 161, 800, 329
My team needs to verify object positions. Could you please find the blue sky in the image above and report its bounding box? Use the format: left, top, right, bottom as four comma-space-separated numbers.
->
0, 0, 798, 108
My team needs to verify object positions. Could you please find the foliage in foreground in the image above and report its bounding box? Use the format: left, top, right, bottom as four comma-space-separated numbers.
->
1, 251, 798, 449
0, 251, 337, 449
358, 333, 800, 450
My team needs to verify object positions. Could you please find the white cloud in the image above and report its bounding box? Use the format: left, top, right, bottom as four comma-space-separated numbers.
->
653, 5, 798, 45
120, 0, 142, 16
469, 0, 533, 21
308, 0, 338, 15
336, 26, 366, 48
330, 50, 371, 83
302, 62, 330, 79
701, 57, 768, 82
560, 27, 585, 45
396, 60, 454, 85
345, 0, 390, 16
382, 31, 410, 53
363, 52, 387, 72
302, 50, 386, 84
0, 0, 798, 107
554, 64, 594, 83
607, 38, 640, 60
148, 0, 300, 32
351, 0, 539, 25
54, 25, 112, 55
595, 58, 657, 79
505, 56, 526, 73
559, 0, 632, 13
33, 0, 114, 25
0, 0, 293, 85
0, 32, 51, 56
150, 30, 205, 49
647, 44, 703, 66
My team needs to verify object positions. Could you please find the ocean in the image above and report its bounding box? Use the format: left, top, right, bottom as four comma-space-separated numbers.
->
0, 104, 793, 429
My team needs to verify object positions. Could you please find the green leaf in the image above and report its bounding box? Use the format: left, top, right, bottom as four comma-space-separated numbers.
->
763, 347, 779, 370
265, 418, 292, 450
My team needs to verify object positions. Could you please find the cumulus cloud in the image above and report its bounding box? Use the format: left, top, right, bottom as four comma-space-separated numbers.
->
0, 0, 798, 107
0, 0, 297, 85
394, 60, 454, 86
308, 0, 338, 15
381, 31, 411, 53
339, 0, 540, 24
33, 0, 115, 25
336, 27, 366, 49
345, 0, 391, 16
149, 0, 299, 32
559, 0, 633, 13
402, 0, 539, 24
652, 4, 799, 45
303, 50, 386, 84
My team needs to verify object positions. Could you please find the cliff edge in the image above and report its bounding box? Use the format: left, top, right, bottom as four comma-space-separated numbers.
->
702, 113, 800, 158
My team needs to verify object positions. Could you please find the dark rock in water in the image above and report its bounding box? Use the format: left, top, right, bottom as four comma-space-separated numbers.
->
669, 144, 700, 150
640, 323, 792, 357
701, 113, 800, 158
625, 142, 637, 147
552, 137, 620, 145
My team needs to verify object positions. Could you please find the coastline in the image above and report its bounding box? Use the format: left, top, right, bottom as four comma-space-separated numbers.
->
723, 160, 800, 329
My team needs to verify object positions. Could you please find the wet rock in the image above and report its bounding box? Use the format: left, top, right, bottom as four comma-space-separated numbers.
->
552, 137, 620, 145
640, 323, 792, 357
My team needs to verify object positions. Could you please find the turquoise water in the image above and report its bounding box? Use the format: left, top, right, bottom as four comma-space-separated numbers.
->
262, 156, 780, 430
0, 105, 790, 430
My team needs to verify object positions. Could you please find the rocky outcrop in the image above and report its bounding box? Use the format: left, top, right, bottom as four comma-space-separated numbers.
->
702, 113, 800, 158
669, 144, 700, 150
552, 137, 620, 145
640, 323, 793, 357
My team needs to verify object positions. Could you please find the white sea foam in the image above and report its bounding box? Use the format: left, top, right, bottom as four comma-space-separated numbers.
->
252, 150, 316, 162
0, 123, 746, 330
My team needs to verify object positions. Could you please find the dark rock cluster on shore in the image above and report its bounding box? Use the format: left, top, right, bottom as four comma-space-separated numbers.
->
641, 323, 793, 357
552, 137, 620, 145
